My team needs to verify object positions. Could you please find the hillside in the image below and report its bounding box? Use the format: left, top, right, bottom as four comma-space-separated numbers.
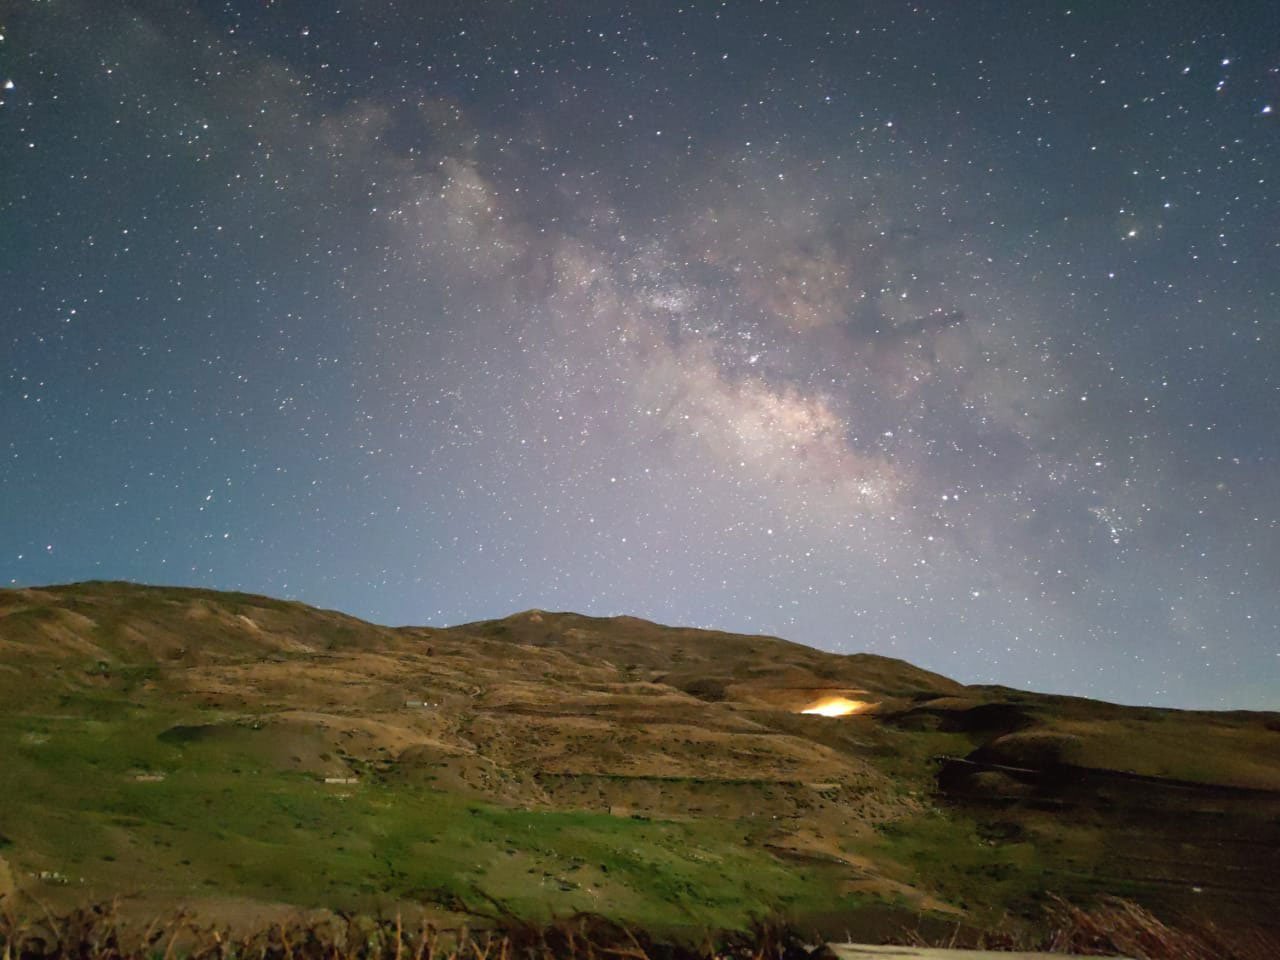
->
1, 581, 1277, 938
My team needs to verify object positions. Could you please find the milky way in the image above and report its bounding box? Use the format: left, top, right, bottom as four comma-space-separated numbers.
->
2, 2, 1277, 708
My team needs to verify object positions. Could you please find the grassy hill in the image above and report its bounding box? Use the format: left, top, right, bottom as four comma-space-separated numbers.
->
1, 581, 1277, 939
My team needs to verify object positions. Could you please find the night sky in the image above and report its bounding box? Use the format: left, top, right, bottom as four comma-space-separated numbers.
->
2, 1, 1277, 709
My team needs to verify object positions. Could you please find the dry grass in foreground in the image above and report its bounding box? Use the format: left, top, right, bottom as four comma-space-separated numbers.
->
1039, 896, 1280, 960
0, 904, 807, 960
2, 897, 1279, 960
896, 895, 1280, 959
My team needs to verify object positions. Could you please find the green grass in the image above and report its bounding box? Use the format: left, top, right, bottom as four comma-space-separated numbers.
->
0, 701, 857, 932
859, 810, 1048, 920
856, 726, 973, 792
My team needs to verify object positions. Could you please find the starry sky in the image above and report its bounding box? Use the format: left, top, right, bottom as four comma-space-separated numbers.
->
2, 1, 1277, 709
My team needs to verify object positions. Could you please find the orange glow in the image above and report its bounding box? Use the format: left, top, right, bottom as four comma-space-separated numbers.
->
800, 696, 874, 717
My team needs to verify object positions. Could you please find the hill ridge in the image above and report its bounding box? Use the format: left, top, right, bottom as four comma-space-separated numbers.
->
1, 580, 1277, 936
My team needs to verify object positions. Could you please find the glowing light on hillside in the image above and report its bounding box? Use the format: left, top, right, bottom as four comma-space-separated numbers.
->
800, 696, 874, 717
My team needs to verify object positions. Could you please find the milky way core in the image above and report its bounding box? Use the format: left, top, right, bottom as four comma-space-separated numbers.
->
1, 2, 1277, 708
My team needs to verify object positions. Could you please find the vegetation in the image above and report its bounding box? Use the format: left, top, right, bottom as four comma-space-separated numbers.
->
2, 582, 1277, 942
898, 895, 1280, 959
2, 898, 1277, 960
0, 705, 855, 932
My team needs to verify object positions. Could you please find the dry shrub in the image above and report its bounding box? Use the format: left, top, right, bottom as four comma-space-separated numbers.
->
8, 896, 1278, 960
1042, 895, 1279, 960
896, 894, 1280, 958
0, 904, 806, 960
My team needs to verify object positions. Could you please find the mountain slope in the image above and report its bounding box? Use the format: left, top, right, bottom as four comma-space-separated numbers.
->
1, 581, 1277, 937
